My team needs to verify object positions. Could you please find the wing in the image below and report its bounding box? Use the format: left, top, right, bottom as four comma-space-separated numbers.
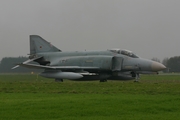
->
17, 63, 99, 70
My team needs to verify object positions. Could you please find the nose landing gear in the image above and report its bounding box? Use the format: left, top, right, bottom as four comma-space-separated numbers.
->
131, 72, 140, 82
134, 73, 140, 82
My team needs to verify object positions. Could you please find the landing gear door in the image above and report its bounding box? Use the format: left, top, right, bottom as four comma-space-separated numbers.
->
112, 57, 123, 71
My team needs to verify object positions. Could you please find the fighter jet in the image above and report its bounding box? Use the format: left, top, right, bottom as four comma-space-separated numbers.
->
12, 35, 166, 82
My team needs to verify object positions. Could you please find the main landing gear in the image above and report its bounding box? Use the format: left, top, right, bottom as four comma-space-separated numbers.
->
100, 79, 107, 82
55, 79, 63, 82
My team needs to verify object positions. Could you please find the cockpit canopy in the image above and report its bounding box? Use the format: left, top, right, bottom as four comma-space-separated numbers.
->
109, 49, 139, 58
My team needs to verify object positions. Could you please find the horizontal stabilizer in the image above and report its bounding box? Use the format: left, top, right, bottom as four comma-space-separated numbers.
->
11, 65, 20, 70
11, 56, 43, 69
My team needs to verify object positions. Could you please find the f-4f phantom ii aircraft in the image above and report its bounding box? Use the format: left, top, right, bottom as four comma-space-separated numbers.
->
12, 35, 166, 82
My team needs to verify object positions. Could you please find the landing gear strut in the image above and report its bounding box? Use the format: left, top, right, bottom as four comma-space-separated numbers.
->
131, 72, 140, 82
55, 79, 63, 82
134, 73, 140, 82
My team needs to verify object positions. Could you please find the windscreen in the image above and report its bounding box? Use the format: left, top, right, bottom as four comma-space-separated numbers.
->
109, 49, 139, 58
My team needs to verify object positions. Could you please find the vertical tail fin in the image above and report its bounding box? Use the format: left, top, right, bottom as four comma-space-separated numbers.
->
30, 35, 61, 54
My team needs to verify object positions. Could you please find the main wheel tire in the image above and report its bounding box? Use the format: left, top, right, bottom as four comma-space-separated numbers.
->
55, 79, 63, 82
100, 79, 107, 82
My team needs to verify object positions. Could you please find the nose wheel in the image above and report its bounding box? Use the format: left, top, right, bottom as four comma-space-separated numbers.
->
131, 72, 140, 82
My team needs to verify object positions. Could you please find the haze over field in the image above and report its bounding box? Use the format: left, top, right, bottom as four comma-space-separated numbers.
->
0, 0, 180, 61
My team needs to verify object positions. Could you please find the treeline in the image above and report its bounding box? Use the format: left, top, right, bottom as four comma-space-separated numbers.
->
162, 56, 180, 72
0, 57, 42, 73
152, 56, 180, 72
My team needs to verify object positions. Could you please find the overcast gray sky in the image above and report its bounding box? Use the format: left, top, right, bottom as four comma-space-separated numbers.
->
0, 0, 180, 61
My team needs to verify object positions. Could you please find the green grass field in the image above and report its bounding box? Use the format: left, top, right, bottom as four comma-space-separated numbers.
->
0, 74, 180, 120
